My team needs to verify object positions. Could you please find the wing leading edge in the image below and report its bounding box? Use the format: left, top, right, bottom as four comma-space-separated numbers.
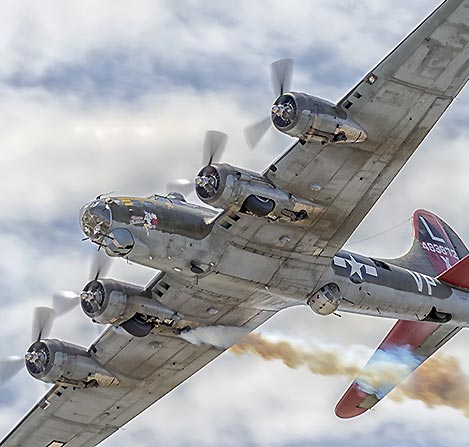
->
265, 0, 469, 258
0, 274, 276, 447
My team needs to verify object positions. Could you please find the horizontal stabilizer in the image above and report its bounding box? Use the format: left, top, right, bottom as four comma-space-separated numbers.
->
438, 254, 469, 290
335, 320, 461, 418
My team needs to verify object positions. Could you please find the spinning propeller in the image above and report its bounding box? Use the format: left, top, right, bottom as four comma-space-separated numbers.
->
202, 130, 228, 166
244, 58, 294, 149
0, 250, 113, 385
166, 130, 228, 197
31, 306, 55, 343
0, 356, 23, 384
55, 249, 113, 315
89, 248, 112, 282
0, 306, 55, 385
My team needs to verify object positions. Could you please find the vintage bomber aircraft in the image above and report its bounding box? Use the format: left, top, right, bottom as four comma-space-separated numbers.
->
3, 0, 469, 445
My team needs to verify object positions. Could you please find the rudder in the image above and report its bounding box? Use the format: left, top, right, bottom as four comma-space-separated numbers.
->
389, 209, 468, 276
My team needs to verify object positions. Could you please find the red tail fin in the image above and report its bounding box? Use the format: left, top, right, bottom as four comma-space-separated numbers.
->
390, 209, 468, 276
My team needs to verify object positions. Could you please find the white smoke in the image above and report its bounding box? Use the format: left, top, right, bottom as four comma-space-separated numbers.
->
179, 326, 250, 349
355, 346, 422, 398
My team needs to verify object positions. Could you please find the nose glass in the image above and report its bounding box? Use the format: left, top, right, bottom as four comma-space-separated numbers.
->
80, 200, 112, 242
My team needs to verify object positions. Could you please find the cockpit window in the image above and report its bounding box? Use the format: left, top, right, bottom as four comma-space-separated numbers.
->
166, 192, 186, 202
80, 200, 112, 242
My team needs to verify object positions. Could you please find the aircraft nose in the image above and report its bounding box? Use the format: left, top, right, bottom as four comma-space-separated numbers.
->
79, 199, 112, 242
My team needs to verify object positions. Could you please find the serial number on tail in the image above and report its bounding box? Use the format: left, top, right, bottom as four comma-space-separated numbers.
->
421, 241, 459, 260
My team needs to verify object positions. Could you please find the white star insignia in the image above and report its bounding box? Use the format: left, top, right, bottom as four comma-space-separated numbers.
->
345, 254, 364, 279
333, 254, 378, 279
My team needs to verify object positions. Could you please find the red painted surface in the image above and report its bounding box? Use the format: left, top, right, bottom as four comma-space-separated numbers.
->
335, 383, 368, 418
380, 319, 439, 350
335, 320, 439, 418
438, 254, 469, 290
336, 210, 459, 418
412, 209, 459, 275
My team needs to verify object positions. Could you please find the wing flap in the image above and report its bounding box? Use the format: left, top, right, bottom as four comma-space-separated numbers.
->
335, 320, 461, 418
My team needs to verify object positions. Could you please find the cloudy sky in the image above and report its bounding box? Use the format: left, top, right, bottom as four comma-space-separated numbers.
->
2, 0, 469, 446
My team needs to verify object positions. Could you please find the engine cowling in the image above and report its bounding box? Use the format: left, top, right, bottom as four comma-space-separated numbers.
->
195, 163, 312, 219
308, 283, 342, 315
25, 339, 117, 387
271, 93, 366, 145
80, 279, 181, 326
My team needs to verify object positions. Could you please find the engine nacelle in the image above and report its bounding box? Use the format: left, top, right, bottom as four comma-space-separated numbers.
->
272, 93, 366, 145
195, 163, 312, 219
308, 283, 342, 315
80, 279, 181, 326
25, 339, 117, 387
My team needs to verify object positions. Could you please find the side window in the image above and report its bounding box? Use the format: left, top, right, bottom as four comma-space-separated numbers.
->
154, 196, 169, 205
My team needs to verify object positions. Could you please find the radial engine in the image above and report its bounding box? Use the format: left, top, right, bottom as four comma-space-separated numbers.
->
271, 93, 366, 145
25, 339, 117, 387
195, 163, 313, 220
80, 279, 182, 337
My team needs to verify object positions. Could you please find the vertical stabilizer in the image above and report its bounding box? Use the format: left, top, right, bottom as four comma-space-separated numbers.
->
389, 209, 467, 276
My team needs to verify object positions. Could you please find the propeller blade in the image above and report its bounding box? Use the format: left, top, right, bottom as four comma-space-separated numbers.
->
52, 291, 80, 316
203, 130, 228, 166
31, 307, 55, 343
0, 357, 24, 385
89, 249, 112, 282
243, 59, 294, 149
271, 58, 293, 96
166, 179, 194, 197
244, 116, 272, 150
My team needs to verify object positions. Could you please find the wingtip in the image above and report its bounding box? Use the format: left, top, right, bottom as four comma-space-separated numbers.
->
335, 404, 368, 419
335, 383, 370, 419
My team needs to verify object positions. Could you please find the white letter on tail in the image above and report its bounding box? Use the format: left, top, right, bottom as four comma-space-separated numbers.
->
407, 270, 423, 293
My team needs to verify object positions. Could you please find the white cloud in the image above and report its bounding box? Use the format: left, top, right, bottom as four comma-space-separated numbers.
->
2, 0, 469, 446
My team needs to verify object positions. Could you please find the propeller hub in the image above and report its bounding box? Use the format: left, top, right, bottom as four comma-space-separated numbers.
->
80, 281, 105, 314
80, 290, 97, 303
195, 175, 217, 189
244, 58, 294, 149
25, 351, 41, 365
271, 94, 298, 129
25, 342, 50, 375
195, 166, 221, 200
271, 103, 294, 121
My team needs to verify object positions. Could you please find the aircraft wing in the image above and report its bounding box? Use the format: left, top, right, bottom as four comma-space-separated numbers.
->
264, 0, 469, 257
335, 319, 461, 418
0, 274, 276, 447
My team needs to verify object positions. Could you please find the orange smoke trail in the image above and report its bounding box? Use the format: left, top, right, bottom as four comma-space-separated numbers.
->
394, 355, 469, 417
232, 333, 469, 416
231, 333, 361, 377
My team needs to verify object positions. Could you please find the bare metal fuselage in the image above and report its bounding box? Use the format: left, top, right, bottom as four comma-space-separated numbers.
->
85, 195, 469, 328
